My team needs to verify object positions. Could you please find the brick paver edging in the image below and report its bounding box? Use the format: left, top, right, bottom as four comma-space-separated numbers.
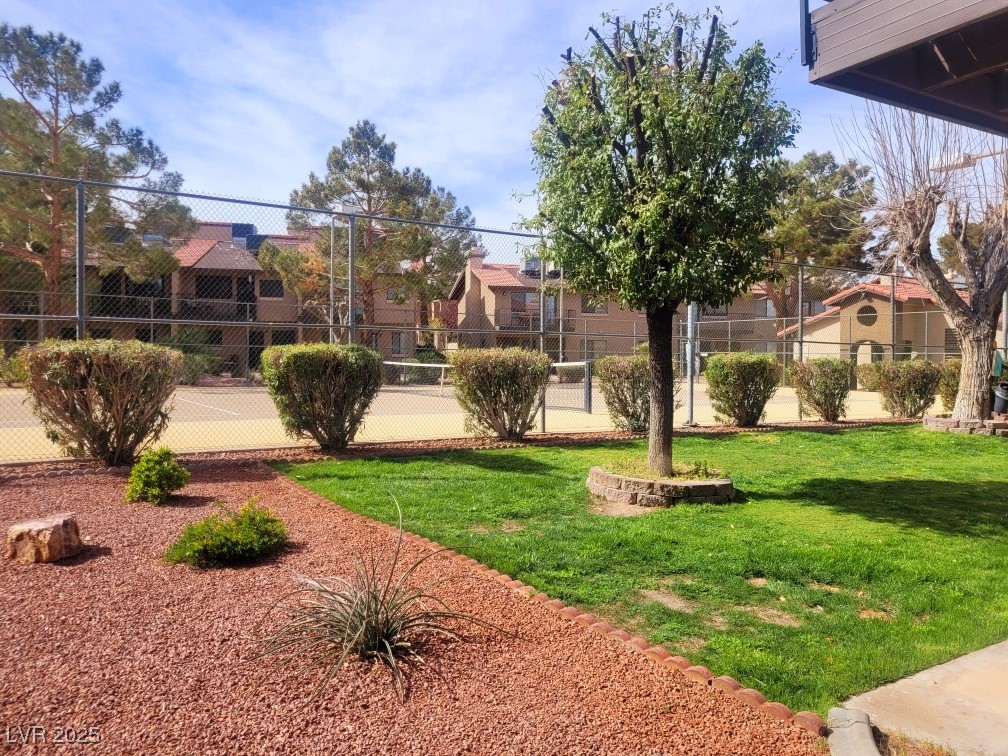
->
263, 462, 827, 738
1, 460, 828, 737
587, 466, 735, 506
923, 414, 1008, 436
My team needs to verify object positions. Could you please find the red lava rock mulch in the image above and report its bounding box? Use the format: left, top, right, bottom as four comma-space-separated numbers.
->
1, 466, 822, 755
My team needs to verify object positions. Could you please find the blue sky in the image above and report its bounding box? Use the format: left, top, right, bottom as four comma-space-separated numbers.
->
5, 0, 858, 244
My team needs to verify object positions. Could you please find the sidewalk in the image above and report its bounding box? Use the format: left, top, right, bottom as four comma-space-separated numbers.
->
845, 640, 1008, 756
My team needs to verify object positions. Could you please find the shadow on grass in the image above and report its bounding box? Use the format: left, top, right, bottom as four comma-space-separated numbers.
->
785, 478, 1008, 537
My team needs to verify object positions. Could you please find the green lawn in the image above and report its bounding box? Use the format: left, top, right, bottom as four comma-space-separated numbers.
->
273, 425, 1008, 714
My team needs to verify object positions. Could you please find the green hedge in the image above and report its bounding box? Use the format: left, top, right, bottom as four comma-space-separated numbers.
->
262, 343, 382, 451
21, 339, 182, 466
450, 348, 551, 440
595, 354, 651, 432
789, 358, 854, 422
704, 352, 780, 427
875, 359, 941, 418
938, 358, 961, 413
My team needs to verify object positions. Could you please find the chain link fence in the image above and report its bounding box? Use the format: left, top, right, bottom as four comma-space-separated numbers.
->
1, 170, 1003, 463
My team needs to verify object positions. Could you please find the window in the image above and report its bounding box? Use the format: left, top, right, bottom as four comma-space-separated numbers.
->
12, 324, 28, 343
386, 287, 404, 302
870, 343, 884, 363
584, 339, 607, 360
59, 327, 77, 341
391, 332, 405, 355
581, 296, 607, 315
944, 328, 960, 357
195, 275, 232, 301
755, 298, 777, 318
511, 292, 535, 312
259, 279, 284, 299
88, 328, 112, 340
126, 276, 164, 298
271, 329, 296, 346
856, 305, 878, 326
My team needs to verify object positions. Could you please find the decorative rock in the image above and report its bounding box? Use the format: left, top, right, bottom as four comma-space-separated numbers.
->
6, 512, 83, 563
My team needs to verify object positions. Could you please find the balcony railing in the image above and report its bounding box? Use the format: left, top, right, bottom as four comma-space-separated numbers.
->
88, 294, 172, 319
494, 308, 577, 332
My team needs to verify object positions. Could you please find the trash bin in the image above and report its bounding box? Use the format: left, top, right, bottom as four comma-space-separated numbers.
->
994, 383, 1008, 414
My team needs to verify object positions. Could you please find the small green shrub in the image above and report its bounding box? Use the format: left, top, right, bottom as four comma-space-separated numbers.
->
450, 348, 551, 440
938, 358, 961, 413
125, 447, 190, 505
261, 343, 382, 451
789, 358, 855, 422
595, 354, 650, 432
857, 362, 882, 392
21, 339, 182, 466
256, 507, 500, 701
704, 352, 780, 427
1, 349, 27, 386
875, 359, 941, 418
164, 498, 288, 568
555, 363, 585, 384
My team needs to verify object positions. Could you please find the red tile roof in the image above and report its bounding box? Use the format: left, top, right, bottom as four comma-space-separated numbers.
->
173, 238, 217, 267
823, 277, 966, 306
778, 306, 841, 336
473, 263, 527, 289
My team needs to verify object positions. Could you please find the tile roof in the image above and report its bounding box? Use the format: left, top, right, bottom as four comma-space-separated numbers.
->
778, 306, 841, 336
473, 264, 528, 289
823, 277, 967, 306
190, 244, 260, 272
173, 238, 218, 268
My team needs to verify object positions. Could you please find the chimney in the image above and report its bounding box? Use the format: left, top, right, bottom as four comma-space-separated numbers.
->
467, 244, 485, 270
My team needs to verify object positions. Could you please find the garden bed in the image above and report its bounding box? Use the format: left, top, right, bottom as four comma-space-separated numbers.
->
0, 466, 819, 755
923, 413, 1008, 436
587, 466, 735, 507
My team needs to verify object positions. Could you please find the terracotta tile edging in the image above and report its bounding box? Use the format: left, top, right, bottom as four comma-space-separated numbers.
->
265, 462, 827, 739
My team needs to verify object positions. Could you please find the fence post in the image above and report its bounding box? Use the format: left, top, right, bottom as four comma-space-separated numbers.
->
1002, 290, 1007, 360
686, 302, 697, 425
797, 263, 804, 421
348, 213, 356, 345
76, 180, 86, 340
890, 273, 896, 361
584, 359, 592, 413
329, 214, 336, 344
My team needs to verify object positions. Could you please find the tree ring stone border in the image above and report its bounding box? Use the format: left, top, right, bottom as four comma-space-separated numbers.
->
586, 467, 735, 508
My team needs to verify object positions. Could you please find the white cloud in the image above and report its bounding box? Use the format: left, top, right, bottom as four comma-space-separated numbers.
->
4, 0, 861, 241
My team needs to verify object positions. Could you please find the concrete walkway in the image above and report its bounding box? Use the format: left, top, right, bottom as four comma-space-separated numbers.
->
845, 640, 1008, 756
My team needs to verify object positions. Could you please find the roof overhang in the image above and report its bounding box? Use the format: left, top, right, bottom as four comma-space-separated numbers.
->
803, 0, 1008, 136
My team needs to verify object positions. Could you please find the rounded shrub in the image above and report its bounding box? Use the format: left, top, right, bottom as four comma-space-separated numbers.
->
704, 352, 780, 427
164, 498, 288, 568
875, 359, 941, 418
21, 339, 182, 466
1, 349, 27, 387
125, 447, 190, 505
555, 363, 585, 384
938, 358, 961, 413
450, 348, 551, 440
595, 354, 650, 432
857, 362, 882, 392
261, 343, 382, 451
789, 358, 855, 422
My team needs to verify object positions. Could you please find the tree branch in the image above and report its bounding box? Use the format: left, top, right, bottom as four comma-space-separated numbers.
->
697, 16, 719, 84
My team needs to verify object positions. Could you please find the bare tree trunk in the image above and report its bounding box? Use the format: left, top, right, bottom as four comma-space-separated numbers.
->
953, 322, 995, 420
646, 300, 679, 476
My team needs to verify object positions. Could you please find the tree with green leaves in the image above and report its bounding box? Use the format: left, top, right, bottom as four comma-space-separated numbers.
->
0, 24, 192, 318
531, 7, 797, 475
766, 151, 873, 334
394, 167, 475, 338
286, 120, 473, 337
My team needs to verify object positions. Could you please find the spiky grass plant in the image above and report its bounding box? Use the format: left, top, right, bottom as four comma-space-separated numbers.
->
256, 506, 503, 701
